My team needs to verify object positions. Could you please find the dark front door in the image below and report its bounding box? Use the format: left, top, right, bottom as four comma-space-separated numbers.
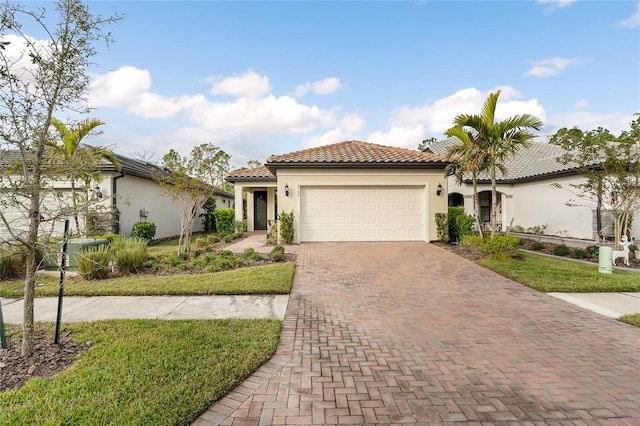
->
254, 191, 267, 230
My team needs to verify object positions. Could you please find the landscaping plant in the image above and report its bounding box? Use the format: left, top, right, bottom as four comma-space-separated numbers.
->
76, 246, 111, 280
131, 222, 156, 244
278, 211, 294, 244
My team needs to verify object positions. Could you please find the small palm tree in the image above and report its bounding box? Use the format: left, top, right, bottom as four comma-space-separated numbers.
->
47, 118, 119, 235
444, 127, 492, 237
451, 90, 543, 236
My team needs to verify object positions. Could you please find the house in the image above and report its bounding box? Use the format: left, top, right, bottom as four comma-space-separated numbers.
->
0, 150, 235, 241
96, 153, 235, 239
226, 141, 450, 243
425, 137, 640, 241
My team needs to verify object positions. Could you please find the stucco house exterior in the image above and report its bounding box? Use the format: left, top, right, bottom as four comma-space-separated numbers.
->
226, 141, 450, 243
425, 138, 640, 241
0, 150, 235, 241
96, 153, 235, 239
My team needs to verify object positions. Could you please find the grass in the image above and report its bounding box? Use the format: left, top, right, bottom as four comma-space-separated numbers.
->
0, 262, 295, 298
0, 319, 280, 425
479, 251, 640, 293
619, 314, 640, 327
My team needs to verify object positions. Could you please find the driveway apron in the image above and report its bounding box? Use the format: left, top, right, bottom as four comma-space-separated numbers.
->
195, 242, 640, 425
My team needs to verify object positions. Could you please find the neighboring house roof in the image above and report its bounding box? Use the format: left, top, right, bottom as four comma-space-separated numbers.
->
226, 165, 276, 183
425, 137, 593, 183
265, 140, 450, 173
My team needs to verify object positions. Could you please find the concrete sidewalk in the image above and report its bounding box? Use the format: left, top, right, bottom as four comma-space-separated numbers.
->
548, 292, 640, 318
0, 295, 289, 324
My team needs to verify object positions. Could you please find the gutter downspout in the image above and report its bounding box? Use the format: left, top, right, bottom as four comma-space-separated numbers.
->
111, 171, 125, 234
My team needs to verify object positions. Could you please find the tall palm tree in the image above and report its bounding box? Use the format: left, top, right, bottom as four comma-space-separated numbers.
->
47, 118, 119, 235
451, 90, 543, 237
444, 127, 492, 237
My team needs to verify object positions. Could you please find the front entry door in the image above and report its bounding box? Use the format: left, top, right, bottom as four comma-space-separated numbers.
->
254, 191, 267, 230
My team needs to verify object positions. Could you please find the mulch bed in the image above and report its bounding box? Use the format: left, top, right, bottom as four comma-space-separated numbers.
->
0, 327, 88, 393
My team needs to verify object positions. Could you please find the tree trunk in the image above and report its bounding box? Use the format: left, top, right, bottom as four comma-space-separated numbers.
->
473, 174, 483, 238
22, 204, 41, 357
490, 167, 497, 238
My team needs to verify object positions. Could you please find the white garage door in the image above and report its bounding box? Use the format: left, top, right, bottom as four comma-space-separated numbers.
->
300, 186, 425, 242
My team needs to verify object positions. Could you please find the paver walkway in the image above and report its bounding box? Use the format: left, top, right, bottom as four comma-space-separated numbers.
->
194, 242, 640, 425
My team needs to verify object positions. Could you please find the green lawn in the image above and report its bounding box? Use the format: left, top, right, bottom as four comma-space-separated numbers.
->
0, 320, 280, 426
479, 251, 640, 293
0, 262, 295, 298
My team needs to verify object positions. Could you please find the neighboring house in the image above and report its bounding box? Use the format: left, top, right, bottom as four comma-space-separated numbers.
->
0, 150, 235, 241
425, 137, 640, 241
226, 140, 450, 243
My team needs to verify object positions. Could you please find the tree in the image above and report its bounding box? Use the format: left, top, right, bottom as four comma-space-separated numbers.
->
0, 0, 119, 356
155, 143, 231, 254
449, 90, 543, 236
46, 117, 120, 235
444, 127, 492, 238
550, 117, 640, 247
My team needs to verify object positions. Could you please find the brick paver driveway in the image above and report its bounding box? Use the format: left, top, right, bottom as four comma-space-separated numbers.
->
195, 242, 640, 425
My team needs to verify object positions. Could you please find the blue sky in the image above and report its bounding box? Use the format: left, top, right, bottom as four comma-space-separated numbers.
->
16, 1, 640, 167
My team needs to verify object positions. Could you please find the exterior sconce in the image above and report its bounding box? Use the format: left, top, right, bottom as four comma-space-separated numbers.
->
284, 183, 289, 197
94, 185, 103, 199
436, 183, 442, 196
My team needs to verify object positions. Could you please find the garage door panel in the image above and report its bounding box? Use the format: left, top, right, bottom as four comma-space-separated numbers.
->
300, 186, 424, 242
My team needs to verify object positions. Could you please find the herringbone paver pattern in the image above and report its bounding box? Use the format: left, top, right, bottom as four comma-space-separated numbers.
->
194, 242, 640, 425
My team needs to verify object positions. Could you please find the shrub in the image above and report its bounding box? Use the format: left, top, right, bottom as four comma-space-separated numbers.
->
112, 237, 149, 274
206, 234, 220, 244
194, 238, 207, 250
223, 234, 235, 243
460, 235, 486, 257
484, 235, 521, 260
509, 225, 525, 233
243, 248, 264, 262
131, 222, 156, 244
0, 252, 21, 280
234, 219, 247, 233
448, 207, 474, 243
553, 244, 570, 257
574, 248, 588, 259
585, 245, 600, 257
629, 244, 637, 253
214, 208, 235, 234
270, 245, 285, 262
435, 212, 448, 243
217, 249, 234, 258
209, 255, 243, 271
531, 241, 545, 251
76, 246, 111, 280
279, 211, 294, 244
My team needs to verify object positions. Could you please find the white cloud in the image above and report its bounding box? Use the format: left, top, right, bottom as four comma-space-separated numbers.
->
88, 66, 204, 118
0, 34, 53, 85
367, 125, 427, 149
89, 66, 341, 133
294, 77, 345, 98
302, 113, 365, 148
547, 111, 634, 136
574, 99, 589, 108
536, 0, 576, 12
619, 2, 640, 28
388, 87, 546, 135
208, 69, 271, 98
523, 57, 581, 78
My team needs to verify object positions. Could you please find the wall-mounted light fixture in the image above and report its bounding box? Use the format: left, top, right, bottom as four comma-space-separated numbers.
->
284, 183, 289, 197
94, 185, 103, 199
436, 183, 442, 196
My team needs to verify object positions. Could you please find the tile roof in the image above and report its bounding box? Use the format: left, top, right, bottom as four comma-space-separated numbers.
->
425, 137, 590, 182
226, 165, 275, 182
266, 140, 450, 169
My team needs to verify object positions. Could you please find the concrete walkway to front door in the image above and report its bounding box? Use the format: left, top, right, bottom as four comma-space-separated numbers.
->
195, 242, 640, 425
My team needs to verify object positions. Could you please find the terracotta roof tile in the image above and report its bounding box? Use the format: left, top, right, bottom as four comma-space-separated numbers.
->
266, 141, 450, 167
226, 165, 275, 182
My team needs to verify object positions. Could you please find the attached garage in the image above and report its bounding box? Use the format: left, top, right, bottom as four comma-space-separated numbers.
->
227, 141, 451, 243
300, 186, 425, 242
